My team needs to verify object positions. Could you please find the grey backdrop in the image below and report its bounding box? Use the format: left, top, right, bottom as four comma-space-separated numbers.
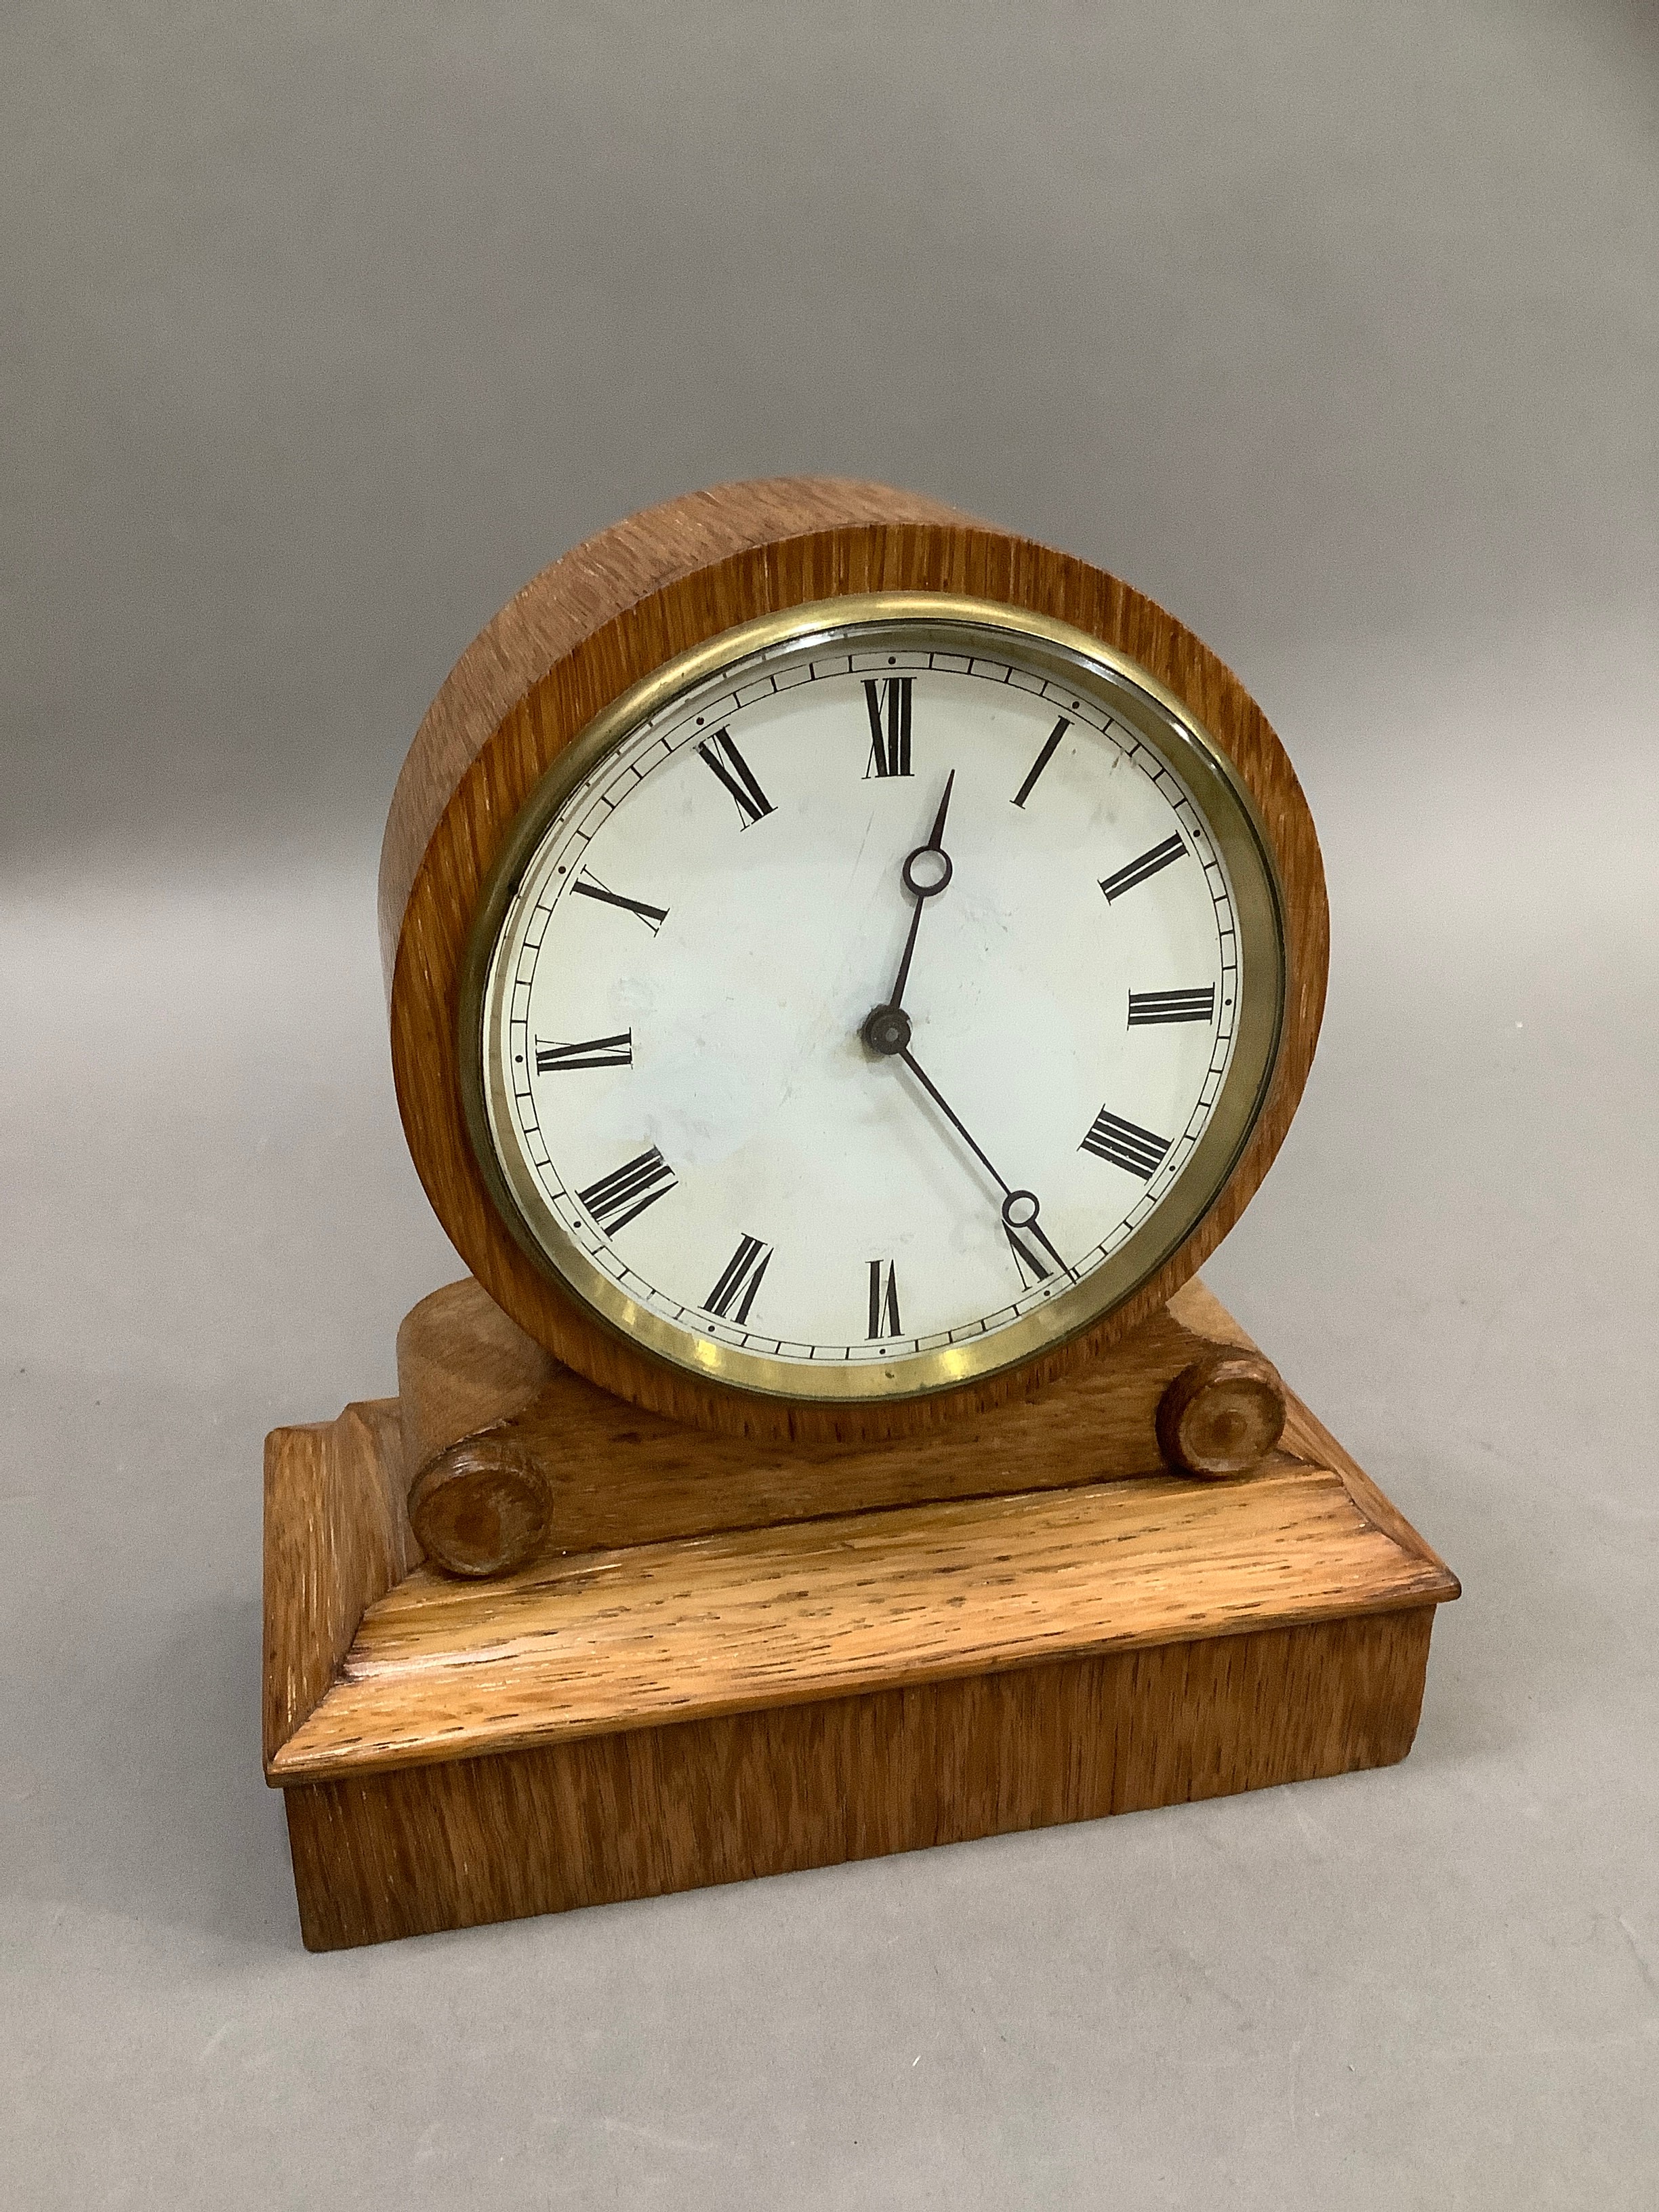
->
5, 5, 1657, 2206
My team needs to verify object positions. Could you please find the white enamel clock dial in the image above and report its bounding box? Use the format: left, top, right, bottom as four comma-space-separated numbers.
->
466, 598, 1284, 1404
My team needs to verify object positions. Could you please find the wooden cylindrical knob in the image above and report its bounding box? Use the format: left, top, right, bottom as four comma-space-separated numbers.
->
1156, 1351, 1287, 1479
408, 1436, 550, 1578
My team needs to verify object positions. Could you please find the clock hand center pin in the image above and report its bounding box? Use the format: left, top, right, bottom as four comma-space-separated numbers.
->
860, 770, 955, 1059
856, 775, 1065, 1270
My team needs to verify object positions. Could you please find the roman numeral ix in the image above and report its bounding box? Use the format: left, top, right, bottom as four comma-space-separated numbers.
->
862, 677, 913, 778
867, 1258, 902, 1339
1080, 1109, 1172, 1180
1127, 987, 1215, 1027
1011, 717, 1070, 808
705, 1234, 772, 1324
535, 1030, 632, 1071
577, 1147, 677, 1235
1099, 833, 1186, 903
697, 728, 774, 826
570, 871, 669, 935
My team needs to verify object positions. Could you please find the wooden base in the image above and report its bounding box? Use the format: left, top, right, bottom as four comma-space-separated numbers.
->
396, 1274, 1295, 1578
263, 1284, 1458, 1951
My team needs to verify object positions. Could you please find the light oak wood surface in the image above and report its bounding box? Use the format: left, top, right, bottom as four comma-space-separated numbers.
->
1157, 1346, 1288, 1477
262, 483, 1417, 1948
261, 1398, 413, 1771
398, 1273, 1292, 1578
271, 1452, 1454, 1784
379, 477, 1330, 1444
377, 477, 968, 986
281, 1608, 1437, 1952
263, 1278, 1457, 1949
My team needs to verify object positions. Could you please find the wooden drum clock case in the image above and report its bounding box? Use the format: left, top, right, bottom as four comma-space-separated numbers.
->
262, 477, 1459, 1951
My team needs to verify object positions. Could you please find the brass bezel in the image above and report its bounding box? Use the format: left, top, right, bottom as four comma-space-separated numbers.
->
459, 593, 1286, 1406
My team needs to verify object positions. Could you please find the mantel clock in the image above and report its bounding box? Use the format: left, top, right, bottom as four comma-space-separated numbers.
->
262, 479, 1458, 1950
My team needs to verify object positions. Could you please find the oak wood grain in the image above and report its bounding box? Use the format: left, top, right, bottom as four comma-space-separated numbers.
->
269, 1444, 1455, 1784
406, 1436, 549, 1579
378, 476, 970, 985
1157, 1349, 1288, 1477
263, 1279, 1457, 1949
1280, 1392, 1456, 1576
380, 476, 1330, 1445
397, 1274, 1298, 1578
281, 1607, 1437, 1950
395, 1277, 554, 1475
262, 1399, 413, 1767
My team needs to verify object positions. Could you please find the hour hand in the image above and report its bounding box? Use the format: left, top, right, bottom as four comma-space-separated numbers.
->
909, 769, 956, 895
861, 772, 956, 1055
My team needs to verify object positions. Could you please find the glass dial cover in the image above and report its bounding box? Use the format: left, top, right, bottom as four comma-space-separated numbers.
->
462, 597, 1286, 1405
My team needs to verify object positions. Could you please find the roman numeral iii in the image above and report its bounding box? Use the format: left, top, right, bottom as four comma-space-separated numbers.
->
1127, 987, 1215, 1026
867, 1258, 902, 1339
697, 729, 774, 826
705, 1234, 772, 1324
570, 872, 668, 934
535, 1031, 632, 1071
862, 678, 913, 778
577, 1147, 677, 1234
1099, 833, 1185, 903
1080, 1108, 1172, 1180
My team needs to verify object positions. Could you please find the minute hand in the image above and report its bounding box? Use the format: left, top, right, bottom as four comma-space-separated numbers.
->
897, 1048, 1066, 1271
884, 770, 956, 1015
899, 1048, 1008, 1193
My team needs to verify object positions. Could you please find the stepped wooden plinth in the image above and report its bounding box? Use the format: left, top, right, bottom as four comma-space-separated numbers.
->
262, 1278, 1458, 1951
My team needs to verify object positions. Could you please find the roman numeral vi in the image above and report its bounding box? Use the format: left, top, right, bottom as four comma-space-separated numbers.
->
867, 1258, 902, 1339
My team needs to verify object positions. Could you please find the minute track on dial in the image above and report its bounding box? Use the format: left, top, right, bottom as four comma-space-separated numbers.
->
462, 591, 1291, 1412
